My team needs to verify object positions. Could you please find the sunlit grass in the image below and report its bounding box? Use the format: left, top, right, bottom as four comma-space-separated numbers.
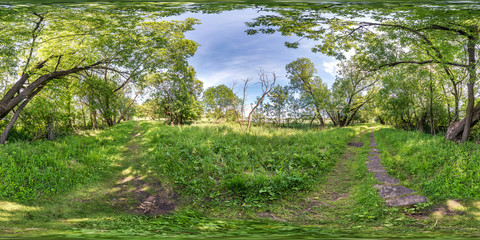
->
0, 121, 135, 202
374, 127, 480, 201
137, 121, 360, 205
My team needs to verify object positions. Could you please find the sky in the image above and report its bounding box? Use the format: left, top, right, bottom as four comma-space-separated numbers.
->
166, 8, 341, 104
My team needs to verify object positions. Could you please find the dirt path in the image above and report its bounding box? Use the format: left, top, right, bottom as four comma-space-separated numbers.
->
107, 122, 177, 215
265, 131, 370, 224
367, 131, 427, 206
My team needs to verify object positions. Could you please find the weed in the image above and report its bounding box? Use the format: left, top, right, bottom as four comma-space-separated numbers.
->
0, 121, 135, 202
374, 127, 480, 201
138, 121, 356, 206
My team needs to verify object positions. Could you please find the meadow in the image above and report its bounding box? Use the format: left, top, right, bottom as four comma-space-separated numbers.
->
1, 121, 480, 238
375, 127, 480, 200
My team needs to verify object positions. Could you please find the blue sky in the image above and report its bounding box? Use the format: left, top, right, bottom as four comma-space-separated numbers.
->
167, 8, 340, 103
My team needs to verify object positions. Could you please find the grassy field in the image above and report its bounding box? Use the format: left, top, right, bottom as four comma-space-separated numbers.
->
1, 121, 480, 238
374, 126, 480, 200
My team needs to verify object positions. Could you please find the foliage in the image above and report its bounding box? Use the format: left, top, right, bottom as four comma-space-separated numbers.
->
327, 59, 377, 127
139, 121, 355, 204
0, 121, 135, 201
145, 65, 203, 125
0, 5, 201, 142
375, 127, 480, 200
267, 85, 289, 124
203, 84, 238, 121
285, 58, 329, 125
246, 3, 480, 141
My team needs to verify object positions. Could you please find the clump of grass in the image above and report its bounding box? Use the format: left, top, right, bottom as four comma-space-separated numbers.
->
138, 121, 356, 206
374, 127, 480, 200
0, 121, 135, 202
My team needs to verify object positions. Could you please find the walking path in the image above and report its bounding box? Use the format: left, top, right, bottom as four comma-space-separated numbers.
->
367, 131, 427, 206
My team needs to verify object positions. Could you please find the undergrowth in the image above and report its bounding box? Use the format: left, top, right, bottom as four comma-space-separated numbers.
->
138, 121, 357, 206
374, 127, 480, 201
0, 121, 135, 202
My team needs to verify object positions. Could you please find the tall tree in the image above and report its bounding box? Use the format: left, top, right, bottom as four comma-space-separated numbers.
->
327, 59, 378, 127
146, 66, 203, 125
247, 4, 480, 141
285, 58, 329, 126
0, 6, 200, 143
268, 85, 289, 125
203, 84, 237, 122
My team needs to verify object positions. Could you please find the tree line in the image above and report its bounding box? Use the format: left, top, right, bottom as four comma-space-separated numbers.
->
0, 5, 202, 143
245, 3, 480, 142
2, 2, 480, 143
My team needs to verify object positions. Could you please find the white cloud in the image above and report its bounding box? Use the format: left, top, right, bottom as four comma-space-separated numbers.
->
322, 60, 339, 76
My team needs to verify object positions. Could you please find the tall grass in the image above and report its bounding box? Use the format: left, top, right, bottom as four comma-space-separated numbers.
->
139, 121, 357, 205
375, 127, 480, 200
0, 121, 135, 202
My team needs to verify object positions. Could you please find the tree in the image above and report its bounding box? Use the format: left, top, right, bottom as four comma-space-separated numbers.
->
0, 6, 200, 143
146, 66, 203, 125
285, 58, 328, 126
231, 69, 277, 132
203, 84, 237, 121
137, 99, 161, 120
327, 59, 378, 127
375, 64, 449, 133
246, 4, 480, 141
268, 85, 289, 125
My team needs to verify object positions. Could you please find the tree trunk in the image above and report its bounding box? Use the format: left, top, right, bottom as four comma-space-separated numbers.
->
313, 105, 325, 127
92, 110, 98, 129
417, 112, 426, 133
117, 92, 140, 124
429, 73, 435, 135
377, 116, 385, 125
0, 61, 105, 121
325, 110, 338, 126
460, 34, 477, 142
82, 106, 87, 129
446, 102, 480, 141
47, 118, 56, 141
0, 99, 30, 144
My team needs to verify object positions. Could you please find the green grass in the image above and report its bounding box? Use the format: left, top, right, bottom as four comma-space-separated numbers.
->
0, 121, 135, 202
374, 127, 480, 201
137, 121, 357, 206
2, 121, 480, 238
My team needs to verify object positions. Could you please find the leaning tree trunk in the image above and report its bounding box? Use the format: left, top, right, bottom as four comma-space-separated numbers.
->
0, 86, 44, 144
446, 102, 480, 141
0, 100, 30, 144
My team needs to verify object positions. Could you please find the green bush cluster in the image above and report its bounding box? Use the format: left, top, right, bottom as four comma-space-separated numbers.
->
375, 128, 480, 200
0, 121, 135, 201
140, 122, 355, 204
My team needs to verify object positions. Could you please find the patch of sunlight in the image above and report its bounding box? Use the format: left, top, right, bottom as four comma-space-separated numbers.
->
118, 175, 133, 184
432, 210, 444, 219
0, 211, 13, 221
0, 201, 40, 212
470, 211, 480, 216
64, 218, 93, 223
122, 167, 132, 175
82, 129, 102, 137
447, 200, 467, 212
473, 201, 480, 209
